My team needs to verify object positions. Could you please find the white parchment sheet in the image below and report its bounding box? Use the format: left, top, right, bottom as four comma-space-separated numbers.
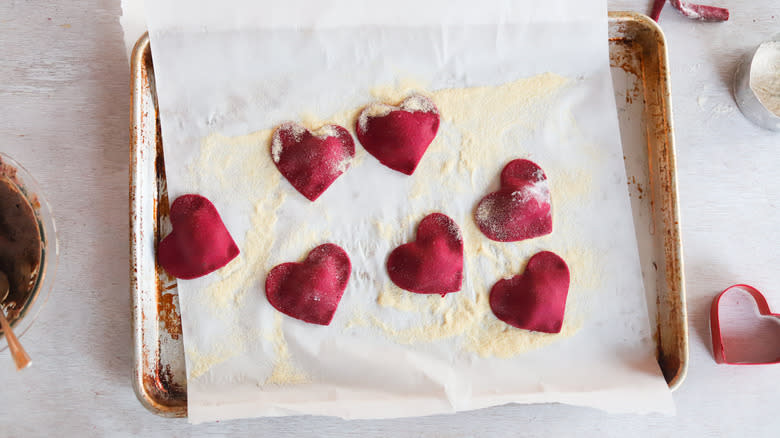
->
145, 0, 674, 423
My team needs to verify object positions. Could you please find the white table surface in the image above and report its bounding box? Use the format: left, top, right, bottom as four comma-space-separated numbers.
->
1, 1, 779, 436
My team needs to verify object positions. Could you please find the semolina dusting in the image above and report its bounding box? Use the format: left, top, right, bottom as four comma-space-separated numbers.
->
364, 73, 597, 357
186, 73, 604, 378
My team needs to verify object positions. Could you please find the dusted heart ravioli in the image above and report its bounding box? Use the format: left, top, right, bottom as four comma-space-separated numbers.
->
158, 194, 239, 280
266, 243, 351, 326
271, 122, 355, 201
356, 94, 440, 175
489, 251, 569, 333
475, 159, 552, 242
386, 213, 463, 295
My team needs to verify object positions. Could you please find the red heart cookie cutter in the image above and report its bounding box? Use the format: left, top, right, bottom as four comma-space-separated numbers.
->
710, 284, 780, 365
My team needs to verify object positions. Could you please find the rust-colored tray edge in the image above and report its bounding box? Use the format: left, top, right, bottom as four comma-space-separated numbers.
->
130, 33, 188, 418
608, 11, 688, 392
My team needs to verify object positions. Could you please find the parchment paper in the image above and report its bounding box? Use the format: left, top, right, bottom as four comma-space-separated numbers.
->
144, 0, 674, 423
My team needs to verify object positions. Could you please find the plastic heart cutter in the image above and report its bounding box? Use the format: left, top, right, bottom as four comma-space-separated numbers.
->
710, 284, 780, 365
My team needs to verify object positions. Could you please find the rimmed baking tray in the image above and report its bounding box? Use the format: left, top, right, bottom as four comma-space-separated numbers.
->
130, 11, 687, 417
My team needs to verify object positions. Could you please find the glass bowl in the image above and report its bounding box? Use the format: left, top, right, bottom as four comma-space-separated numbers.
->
0, 152, 58, 351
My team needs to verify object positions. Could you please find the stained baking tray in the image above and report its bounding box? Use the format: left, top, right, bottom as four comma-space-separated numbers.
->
130, 11, 687, 418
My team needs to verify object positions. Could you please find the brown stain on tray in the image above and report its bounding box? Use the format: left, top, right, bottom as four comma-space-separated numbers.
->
158, 292, 182, 340
143, 363, 186, 405
153, 116, 180, 339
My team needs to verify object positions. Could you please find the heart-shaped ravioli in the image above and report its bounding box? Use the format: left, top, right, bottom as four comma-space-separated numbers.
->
266, 243, 351, 326
489, 251, 569, 333
356, 94, 440, 175
158, 194, 239, 280
271, 122, 355, 201
475, 159, 552, 242
386, 213, 463, 295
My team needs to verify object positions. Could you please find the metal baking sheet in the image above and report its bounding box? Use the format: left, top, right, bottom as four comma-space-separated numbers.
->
130, 11, 687, 417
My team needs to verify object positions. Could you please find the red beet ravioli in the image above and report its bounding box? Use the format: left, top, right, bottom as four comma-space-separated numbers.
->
489, 251, 570, 333
271, 122, 355, 201
475, 159, 552, 242
266, 243, 351, 326
158, 194, 239, 280
356, 94, 440, 175
386, 213, 463, 295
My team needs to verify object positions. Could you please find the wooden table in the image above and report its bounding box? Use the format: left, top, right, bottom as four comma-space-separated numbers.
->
1, 1, 778, 436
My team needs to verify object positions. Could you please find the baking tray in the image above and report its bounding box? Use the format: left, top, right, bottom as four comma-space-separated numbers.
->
130, 11, 687, 418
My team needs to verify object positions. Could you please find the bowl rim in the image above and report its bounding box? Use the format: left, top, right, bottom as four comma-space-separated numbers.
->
0, 152, 59, 350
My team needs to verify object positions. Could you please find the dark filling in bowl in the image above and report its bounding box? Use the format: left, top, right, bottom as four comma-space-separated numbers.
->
0, 175, 42, 322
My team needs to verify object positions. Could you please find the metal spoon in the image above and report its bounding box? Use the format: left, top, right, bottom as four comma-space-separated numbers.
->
0, 271, 31, 370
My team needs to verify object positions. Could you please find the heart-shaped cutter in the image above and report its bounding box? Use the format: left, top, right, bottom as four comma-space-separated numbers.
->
710, 284, 780, 365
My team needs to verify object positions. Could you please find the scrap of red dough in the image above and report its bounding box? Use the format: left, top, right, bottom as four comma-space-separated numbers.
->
489, 251, 570, 333
387, 213, 463, 295
652, 0, 729, 22
356, 94, 440, 175
158, 194, 240, 280
651, 0, 667, 20
266, 243, 351, 326
671, 0, 729, 21
475, 159, 552, 242
271, 122, 355, 201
